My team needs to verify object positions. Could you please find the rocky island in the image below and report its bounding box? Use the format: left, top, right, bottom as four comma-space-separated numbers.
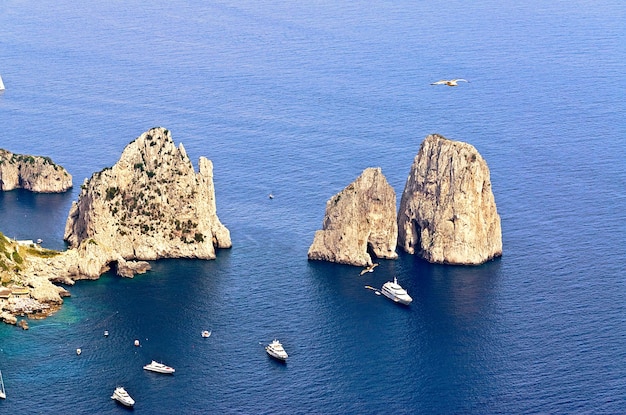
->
0, 129, 502, 325
1, 127, 232, 325
309, 134, 502, 267
308, 167, 398, 267
397, 134, 502, 265
0, 149, 73, 192
64, 126, 231, 263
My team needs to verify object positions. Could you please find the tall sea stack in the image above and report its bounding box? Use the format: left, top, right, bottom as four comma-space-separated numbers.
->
308, 167, 398, 267
397, 134, 502, 265
64, 127, 231, 261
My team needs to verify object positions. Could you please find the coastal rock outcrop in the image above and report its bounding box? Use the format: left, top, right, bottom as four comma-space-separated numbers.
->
1, 127, 232, 325
397, 134, 502, 265
0, 233, 65, 323
308, 167, 398, 267
0, 149, 73, 192
63, 127, 231, 264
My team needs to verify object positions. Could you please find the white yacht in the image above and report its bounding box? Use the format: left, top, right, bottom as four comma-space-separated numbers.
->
143, 360, 175, 374
265, 339, 288, 361
111, 386, 135, 407
0, 369, 6, 399
201, 330, 211, 338
381, 277, 413, 305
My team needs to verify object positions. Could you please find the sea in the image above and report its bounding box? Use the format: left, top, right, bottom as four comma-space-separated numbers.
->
0, 0, 625, 413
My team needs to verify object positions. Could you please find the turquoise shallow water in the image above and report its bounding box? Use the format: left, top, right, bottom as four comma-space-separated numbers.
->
1, 0, 625, 413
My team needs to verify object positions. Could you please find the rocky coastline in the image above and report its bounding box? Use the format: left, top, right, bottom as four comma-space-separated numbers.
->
1, 130, 502, 326
0, 149, 73, 192
1, 127, 231, 326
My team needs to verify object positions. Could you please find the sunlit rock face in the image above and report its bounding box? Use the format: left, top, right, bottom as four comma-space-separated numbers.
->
64, 127, 231, 263
0, 149, 72, 193
398, 134, 502, 265
308, 167, 398, 267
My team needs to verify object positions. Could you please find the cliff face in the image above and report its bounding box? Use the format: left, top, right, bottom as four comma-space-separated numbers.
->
63, 127, 232, 262
397, 134, 502, 265
308, 167, 398, 267
0, 149, 73, 192
0, 233, 68, 324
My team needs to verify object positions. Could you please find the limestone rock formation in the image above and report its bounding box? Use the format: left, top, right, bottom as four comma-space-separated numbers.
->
116, 257, 151, 278
0, 233, 66, 324
308, 167, 398, 267
397, 134, 502, 265
0, 149, 73, 192
64, 127, 232, 263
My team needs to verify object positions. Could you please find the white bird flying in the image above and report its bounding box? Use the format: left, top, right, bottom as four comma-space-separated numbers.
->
431, 79, 469, 86
359, 263, 379, 276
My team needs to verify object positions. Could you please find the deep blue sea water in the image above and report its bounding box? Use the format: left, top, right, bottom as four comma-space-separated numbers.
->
1, 0, 625, 413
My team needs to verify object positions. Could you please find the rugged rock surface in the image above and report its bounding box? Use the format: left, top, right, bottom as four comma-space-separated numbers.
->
397, 134, 502, 265
1, 127, 233, 326
116, 257, 151, 278
0, 149, 73, 192
0, 233, 66, 324
308, 167, 398, 267
64, 127, 232, 262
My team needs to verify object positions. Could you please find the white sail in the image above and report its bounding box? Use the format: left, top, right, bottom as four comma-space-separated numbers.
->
0, 74, 5, 91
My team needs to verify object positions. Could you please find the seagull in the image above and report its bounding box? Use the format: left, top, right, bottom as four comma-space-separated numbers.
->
431, 79, 469, 86
359, 263, 379, 276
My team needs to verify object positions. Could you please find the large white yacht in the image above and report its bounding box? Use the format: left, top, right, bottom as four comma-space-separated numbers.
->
265, 340, 288, 361
111, 386, 135, 407
0, 369, 6, 399
381, 277, 413, 305
143, 360, 175, 374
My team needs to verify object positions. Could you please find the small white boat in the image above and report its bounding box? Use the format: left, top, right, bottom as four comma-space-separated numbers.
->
0, 75, 4, 91
76, 348, 82, 355
265, 339, 288, 361
201, 330, 211, 338
111, 386, 135, 407
143, 360, 175, 374
104, 330, 109, 337
134, 339, 140, 346
381, 277, 412, 305
0, 369, 6, 399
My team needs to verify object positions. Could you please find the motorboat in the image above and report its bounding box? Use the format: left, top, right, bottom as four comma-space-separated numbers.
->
381, 277, 413, 305
76, 348, 82, 355
111, 386, 135, 407
143, 360, 175, 374
201, 330, 211, 338
0, 369, 6, 399
265, 339, 288, 361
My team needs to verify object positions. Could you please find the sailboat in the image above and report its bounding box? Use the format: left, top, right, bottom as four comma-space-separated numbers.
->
0, 74, 5, 91
0, 369, 6, 399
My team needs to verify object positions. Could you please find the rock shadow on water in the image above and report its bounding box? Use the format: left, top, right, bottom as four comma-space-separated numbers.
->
403, 252, 503, 324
